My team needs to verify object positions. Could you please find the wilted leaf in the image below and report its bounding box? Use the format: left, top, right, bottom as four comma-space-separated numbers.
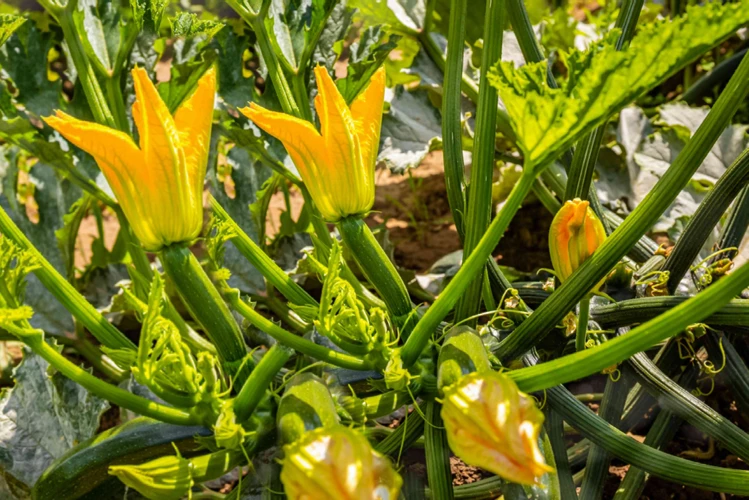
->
489, 0, 749, 169
0, 343, 109, 493
379, 87, 442, 173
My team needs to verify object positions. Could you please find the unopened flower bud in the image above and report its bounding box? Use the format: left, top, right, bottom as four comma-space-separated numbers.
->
549, 198, 606, 286
281, 426, 402, 500
442, 371, 552, 485
109, 454, 192, 500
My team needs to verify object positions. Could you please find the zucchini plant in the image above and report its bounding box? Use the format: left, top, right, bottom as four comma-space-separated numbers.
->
0, 0, 748, 498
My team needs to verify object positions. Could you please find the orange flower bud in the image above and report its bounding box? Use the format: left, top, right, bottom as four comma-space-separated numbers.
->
549, 198, 606, 284
281, 426, 402, 500
442, 371, 553, 485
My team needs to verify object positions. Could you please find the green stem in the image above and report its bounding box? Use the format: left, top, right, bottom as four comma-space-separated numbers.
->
234, 344, 293, 422
104, 73, 129, 132
682, 48, 748, 104
425, 401, 454, 500
715, 184, 749, 261
544, 410, 578, 499
337, 216, 412, 319
541, 373, 749, 495
578, 375, 627, 500
30, 336, 198, 425
300, 188, 385, 310
225, 287, 372, 371
627, 346, 749, 463
0, 206, 135, 350
455, 0, 506, 326
591, 296, 749, 328
439, 0, 468, 237
159, 244, 248, 385
507, 253, 749, 393
250, 18, 301, 118
576, 297, 590, 352
401, 172, 536, 367
210, 196, 317, 308
497, 50, 749, 360
663, 147, 749, 292
54, 8, 116, 128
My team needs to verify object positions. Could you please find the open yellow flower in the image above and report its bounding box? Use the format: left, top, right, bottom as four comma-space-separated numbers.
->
241, 66, 385, 222
442, 371, 553, 485
44, 67, 216, 251
281, 426, 402, 500
549, 198, 607, 283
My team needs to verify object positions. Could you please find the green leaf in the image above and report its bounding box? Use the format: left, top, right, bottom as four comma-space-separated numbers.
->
265, 0, 336, 74
0, 150, 78, 336
348, 0, 426, 36
0, 343, 109, 494
129, 0, 167, 34
171, 12, 224, 39
158, 53, 217, 113
0, 14, 25, 48
335, 25, 399, 104
215, 28, 258, 108
208, 143, 271, 294
54, 195, 92, 282
0, 22, 61, 117
0, 116, 104, 200
488, 0, 749, 169
311, 1, 354, 70
379, 87, 442, 173
72, 0, 136, 76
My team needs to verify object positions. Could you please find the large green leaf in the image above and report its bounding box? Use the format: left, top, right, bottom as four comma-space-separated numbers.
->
488, 0, 749, 170
0, 344, 109, 496
379, 87, 442, 173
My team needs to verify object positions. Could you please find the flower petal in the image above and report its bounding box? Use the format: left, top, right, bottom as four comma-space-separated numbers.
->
313, 66, 368, 217
350, 66, 385, 177
131, 67, 190, 223
174, 66, 216, 198
43, 111, 160, 247
240, 103, 339, 218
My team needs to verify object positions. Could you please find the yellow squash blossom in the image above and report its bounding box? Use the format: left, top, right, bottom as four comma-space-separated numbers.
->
549, 198, 607, 283
281, 426, 402, 500
44, 67, 217, 251
241, 66, 385, 222
442, 371, 553, 485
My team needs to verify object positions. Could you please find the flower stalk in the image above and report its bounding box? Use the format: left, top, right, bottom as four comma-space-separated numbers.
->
160, 244, 249, 387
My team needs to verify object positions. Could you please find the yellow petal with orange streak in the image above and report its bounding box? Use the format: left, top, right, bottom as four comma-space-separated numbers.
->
350, 67, 386, 176
43, 111, 160, 247
174, 66, 217, 198
131, 67, 189, 219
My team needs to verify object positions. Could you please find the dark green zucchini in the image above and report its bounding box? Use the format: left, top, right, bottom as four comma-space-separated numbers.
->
33, 417, 211, 500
